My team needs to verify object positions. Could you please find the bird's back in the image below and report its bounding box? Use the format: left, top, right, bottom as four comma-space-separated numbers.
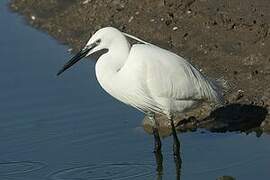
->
120, 44, 224, 115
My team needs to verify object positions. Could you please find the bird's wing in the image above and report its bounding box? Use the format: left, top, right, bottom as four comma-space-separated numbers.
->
125, 44, 224, 105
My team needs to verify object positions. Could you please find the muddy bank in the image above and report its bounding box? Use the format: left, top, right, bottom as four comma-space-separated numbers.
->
9, 0, 270, 133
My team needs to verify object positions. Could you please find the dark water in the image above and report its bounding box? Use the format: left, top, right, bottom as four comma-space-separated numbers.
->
0, 1, 270, 179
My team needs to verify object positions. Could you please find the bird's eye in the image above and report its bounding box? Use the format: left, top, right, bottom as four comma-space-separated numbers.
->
96, 39, 101, 44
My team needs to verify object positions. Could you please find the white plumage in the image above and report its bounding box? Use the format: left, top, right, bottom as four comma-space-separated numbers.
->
92, 27, 223, 116
58, 26, 224, 117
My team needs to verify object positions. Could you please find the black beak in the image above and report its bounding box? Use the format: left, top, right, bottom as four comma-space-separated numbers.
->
57, 44, 96, 76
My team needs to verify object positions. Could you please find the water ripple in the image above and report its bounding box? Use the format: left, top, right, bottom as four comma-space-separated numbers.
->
48, 163, 154, 180
0, 161, 46, 176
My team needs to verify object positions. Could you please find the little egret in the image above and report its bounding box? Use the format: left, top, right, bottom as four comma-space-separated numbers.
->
57, 27, 224, 156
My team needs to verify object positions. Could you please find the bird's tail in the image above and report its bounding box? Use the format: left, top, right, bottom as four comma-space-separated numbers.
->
187, 63, 227, 105
207, 77, 228, 105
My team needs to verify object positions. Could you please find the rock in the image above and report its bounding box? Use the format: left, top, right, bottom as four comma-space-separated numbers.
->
217, 176, 235, 180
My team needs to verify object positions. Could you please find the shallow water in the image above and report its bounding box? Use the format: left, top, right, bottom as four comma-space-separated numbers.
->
0, 1, 270, 179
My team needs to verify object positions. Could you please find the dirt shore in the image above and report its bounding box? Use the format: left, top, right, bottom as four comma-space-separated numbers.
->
9, 0, 270, 134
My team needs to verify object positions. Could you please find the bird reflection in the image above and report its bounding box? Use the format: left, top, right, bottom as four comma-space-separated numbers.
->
155, 147, 163, 180
154, 135, 182, 180
174, 144, 182, 180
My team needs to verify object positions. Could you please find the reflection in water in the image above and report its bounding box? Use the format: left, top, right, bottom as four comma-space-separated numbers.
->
155, 149, 163, 180
174, 146, 182, 180
154, 136, 182, 180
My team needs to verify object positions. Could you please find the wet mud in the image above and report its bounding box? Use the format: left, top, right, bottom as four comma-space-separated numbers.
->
9, 0, 270, 133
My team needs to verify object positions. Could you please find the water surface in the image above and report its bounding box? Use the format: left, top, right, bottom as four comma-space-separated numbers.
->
0, 1, 270, 179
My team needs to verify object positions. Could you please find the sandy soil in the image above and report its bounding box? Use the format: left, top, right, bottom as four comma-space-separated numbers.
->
9, 0, 270, 134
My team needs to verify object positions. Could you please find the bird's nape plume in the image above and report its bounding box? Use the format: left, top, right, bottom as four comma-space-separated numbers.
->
123, 32, 150, 45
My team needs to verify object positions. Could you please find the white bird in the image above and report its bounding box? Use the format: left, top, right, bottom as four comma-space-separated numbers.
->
57, 27, 224, 156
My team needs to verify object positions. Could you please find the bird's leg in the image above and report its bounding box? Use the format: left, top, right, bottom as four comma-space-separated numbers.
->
148, 112, 163, 174
153, 128, 162, 153
169, 114, 180, 156
169, 114, 182, 179
148, 112, 162, 153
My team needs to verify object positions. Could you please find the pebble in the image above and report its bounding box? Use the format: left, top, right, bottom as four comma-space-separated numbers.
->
82, 0, 91, 4
172, 26, 178, 31
217, 175, 235, 180
128, 16, 134, 23
236, 89, 244, 100
243, 54, 260, 66
31, 15, 36, 20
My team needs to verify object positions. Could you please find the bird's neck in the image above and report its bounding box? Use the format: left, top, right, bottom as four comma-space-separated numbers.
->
95, 38, 130, 95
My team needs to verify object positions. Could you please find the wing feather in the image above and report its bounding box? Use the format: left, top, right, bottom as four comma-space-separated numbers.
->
129, 44, 223, 103
119, 44, 224, 114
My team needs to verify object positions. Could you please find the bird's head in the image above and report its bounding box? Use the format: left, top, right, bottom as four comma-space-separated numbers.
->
57, 27, 124, 76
